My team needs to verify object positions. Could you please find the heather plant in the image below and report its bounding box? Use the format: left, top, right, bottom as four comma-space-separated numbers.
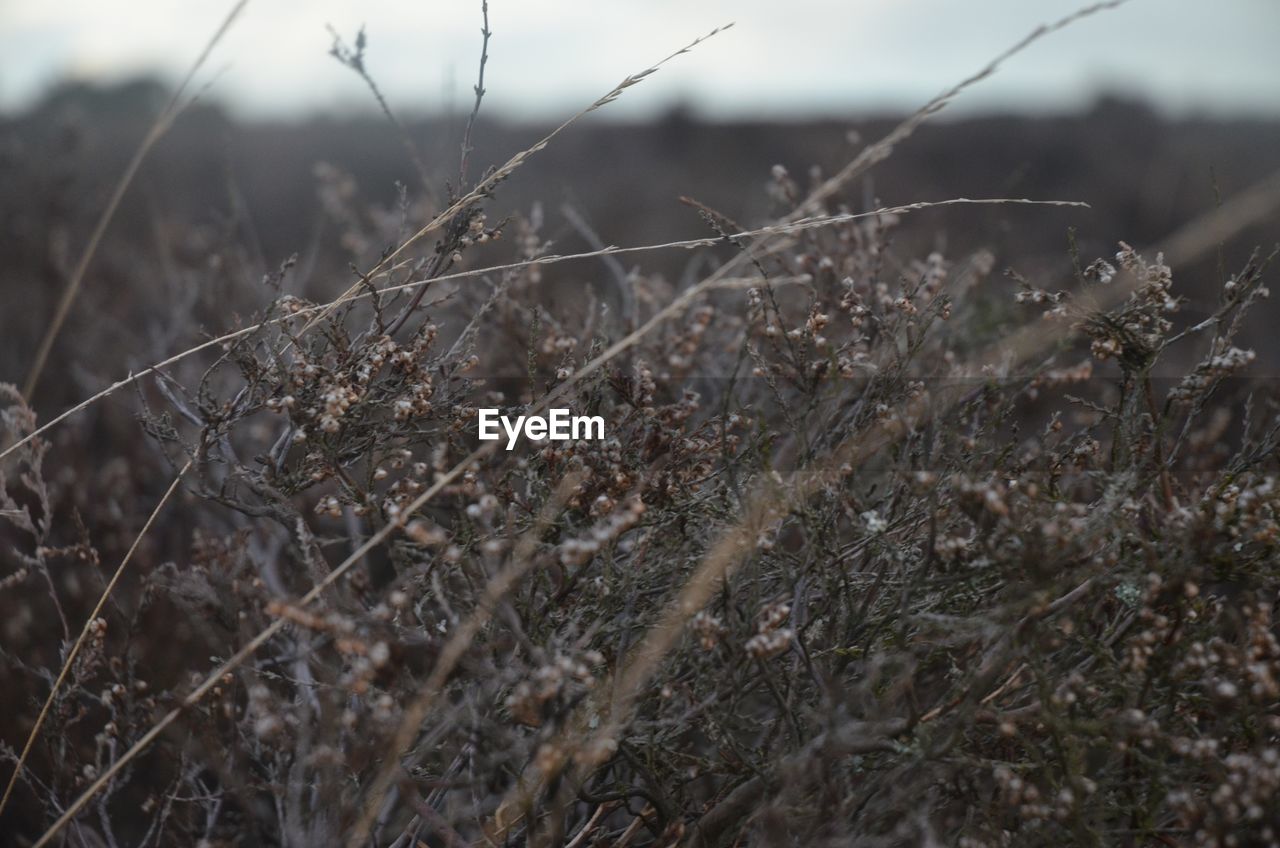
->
2, 3, 1280, 848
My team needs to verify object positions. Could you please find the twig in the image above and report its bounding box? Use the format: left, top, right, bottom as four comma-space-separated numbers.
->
300, 22, 735, 336
459, 0, 492, 188
565, 800, 615, 848
327, 25, 438, 205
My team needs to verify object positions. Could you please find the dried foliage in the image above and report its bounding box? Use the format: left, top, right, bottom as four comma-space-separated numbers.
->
3, 4, 1280, 848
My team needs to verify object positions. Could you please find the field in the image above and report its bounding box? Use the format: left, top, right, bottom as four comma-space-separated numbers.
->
2, 5, 1280, 847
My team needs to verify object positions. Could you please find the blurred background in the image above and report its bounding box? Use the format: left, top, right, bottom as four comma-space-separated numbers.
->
1, 0, 1279, 406
4, 0, 1279, 119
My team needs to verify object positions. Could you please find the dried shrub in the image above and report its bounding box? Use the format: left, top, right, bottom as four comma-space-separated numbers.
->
3, 6, 1279, 848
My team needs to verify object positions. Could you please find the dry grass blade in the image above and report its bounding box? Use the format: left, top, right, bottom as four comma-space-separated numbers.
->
0, 195, 1070, 468
793, 0, 1131, 218
1157, 166, 1280, 267
343, 472, 586, 847
0, 459, 192, 819
0, 196, 1076, 467
300, 22, 735, 336
22, 0, 250, 399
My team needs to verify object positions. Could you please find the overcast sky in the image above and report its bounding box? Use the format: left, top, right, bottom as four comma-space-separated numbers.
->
2, 0, 1277, 120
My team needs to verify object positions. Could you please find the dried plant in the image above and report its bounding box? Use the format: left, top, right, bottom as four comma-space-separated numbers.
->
3, 3, 1280, 848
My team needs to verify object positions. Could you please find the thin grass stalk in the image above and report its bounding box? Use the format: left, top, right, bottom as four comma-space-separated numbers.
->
0, 459, 193, 819
22, 1, 249, 399
0, 197, 1083, 466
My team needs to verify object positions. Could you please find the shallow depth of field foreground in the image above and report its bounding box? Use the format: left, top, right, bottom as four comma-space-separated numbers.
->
2, 2, 1280, 846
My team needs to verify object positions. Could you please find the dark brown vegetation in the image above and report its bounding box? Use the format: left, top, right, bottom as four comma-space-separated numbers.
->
2, 6, 1280, 847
